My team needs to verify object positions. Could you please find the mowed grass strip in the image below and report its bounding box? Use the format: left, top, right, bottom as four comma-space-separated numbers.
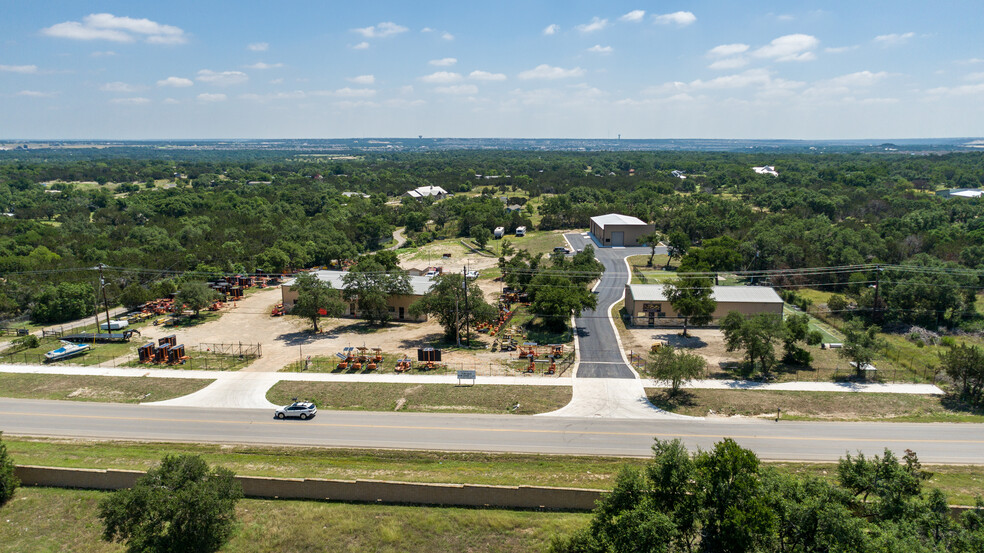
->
0, 373, 213, 403
0, 487, 588, 553
3, 439, 643, 489
646, 388, 984, 423
4, 439, 982, 505
268, 381, 572, 415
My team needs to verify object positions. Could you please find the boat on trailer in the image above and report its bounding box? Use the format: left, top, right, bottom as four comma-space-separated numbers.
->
44, 341, 91, 362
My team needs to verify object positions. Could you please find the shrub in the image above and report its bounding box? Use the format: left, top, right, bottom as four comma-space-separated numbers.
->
0, 431, 19, 506
806, 330, 823, 346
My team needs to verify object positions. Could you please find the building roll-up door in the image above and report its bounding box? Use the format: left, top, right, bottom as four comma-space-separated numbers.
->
611, 231, 624, 247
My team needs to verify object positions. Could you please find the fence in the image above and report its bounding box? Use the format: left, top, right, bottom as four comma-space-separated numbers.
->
0, 348, 259, 372
14, 465, 604, 511
197, 342, 262, 359
290, 351, 576, 378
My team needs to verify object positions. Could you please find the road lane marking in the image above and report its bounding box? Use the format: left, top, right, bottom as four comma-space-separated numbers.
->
2, 410, 984, 445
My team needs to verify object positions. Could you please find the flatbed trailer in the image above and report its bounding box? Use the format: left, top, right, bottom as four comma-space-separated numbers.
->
61, 330, 138, 343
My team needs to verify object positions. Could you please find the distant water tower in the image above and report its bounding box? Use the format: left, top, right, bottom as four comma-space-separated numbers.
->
617, 134, 621, 141
418, 135, 423, 139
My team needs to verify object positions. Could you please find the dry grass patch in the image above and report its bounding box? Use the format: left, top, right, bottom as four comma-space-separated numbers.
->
0, 373, 213, 403
0, 487, 587, 553
268, 381, 571, 415
646, 388, 984, 423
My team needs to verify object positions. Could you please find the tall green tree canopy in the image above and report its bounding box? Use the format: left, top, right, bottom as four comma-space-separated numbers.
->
290, 272, 344, 332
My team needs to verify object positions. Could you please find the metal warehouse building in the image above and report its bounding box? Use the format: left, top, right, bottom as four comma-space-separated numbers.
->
588, 213, 654, 247
624, 284, 784, 327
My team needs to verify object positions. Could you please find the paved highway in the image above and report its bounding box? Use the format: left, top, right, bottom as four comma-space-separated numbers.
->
564, 233, 658, 378
2, 398, 982, 463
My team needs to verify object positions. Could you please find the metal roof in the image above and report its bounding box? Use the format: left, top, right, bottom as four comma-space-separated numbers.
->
590, 213, 648, 228
285, 270, 435, 296
627, 284, 783, 304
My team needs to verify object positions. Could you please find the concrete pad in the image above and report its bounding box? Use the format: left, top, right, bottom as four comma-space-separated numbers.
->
541, 377, 696, 419
144, 372, 281, 409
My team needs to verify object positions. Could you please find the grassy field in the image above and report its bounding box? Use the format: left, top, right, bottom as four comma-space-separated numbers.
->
267, 381, 572, 415
0, 487, 587, 553
646, 388, 984, 423
4, 438, 983, 507
505, 304, 575, 345
0, 373, 213, 403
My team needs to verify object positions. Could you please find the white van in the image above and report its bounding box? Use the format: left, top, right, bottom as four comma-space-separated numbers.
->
515, 226, 526, 237
494, 226, 505, 239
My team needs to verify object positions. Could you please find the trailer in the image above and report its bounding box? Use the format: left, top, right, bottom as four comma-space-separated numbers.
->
62, 330, 139, 343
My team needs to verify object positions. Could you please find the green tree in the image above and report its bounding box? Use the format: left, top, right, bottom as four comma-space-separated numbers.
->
665, 271, 716, 337
470, 226, 492, 251
118, 283, 152, 310
98, 454, 243, 553
31, 282, 95, 324
174, 281, 219, 317
290, 272, 344, 332
721, 311, 785, 375
938, 343, 984, 407
646, 345, 706, 396
838, 319, 883, 378
640, 230, 664, 267
0, 431, 19, 506
781, 313, 812, 365
342, 260, 412, 325
665, 230, 689, 269
528, 274, 598, 331
499, 238, 515, 258
409, 273, 496, 342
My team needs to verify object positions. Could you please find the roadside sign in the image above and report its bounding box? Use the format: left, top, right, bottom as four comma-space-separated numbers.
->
457, 370, 476, 386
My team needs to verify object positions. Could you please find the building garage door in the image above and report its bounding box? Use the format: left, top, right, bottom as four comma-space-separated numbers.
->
611, 231, 624, 247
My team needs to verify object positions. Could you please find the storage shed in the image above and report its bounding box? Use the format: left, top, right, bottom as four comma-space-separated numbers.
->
624, 284, 784, 327
589, 213, 654, 247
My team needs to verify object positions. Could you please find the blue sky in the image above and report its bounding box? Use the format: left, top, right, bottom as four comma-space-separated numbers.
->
1, 1, 982, 139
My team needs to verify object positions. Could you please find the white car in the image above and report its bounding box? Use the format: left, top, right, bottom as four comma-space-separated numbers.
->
466, 270, 480, 279
274, 401, 317, 420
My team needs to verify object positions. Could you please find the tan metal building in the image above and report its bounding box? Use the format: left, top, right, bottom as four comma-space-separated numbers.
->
624, 284, 784, 327
281, 270, 435, 322
589, 213, 654, 247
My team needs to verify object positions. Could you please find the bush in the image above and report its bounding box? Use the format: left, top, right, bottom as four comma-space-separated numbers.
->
0, 431, 19, 506
806, 330, 823, 346
99, 454, 242, 553
827, 295, 848, 313
11, 334, 40, 351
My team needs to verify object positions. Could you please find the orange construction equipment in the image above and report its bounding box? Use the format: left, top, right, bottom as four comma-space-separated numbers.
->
549, 344, 564, 358
395, 358, 412, 372
371, 348, 383, 362
518, 342, 538, 359
524, 359, 536, 374
336, 347, 355, 370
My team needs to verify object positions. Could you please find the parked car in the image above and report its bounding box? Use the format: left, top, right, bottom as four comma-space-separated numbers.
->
553, 246, 571, 254
466, 270, 480, 279
274, 401, 317, 420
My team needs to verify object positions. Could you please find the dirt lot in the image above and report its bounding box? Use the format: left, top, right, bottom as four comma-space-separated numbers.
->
135, 286, 554, 376
620, 326, 741, 377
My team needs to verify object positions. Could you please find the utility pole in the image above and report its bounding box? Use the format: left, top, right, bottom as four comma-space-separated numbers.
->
463, 266, 470, 347
454, 290, 460, 347
98, 264, 113, 335
873, 265, 882, 323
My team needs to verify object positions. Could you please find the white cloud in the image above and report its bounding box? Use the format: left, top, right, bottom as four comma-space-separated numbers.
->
269, 78, 284, 85
197, 93, 226, 102
42, 13, 186, 44
420, 71, 462, 83
196, 70, 248, 86
965, 72, 984, 82
0, 64, 38, 74
587, 45, 613, 54
110, 97, 150, 105
421, 27, 434, 33
240, 91, 307, 101
352, 41, 370, 50
100, 81, 141, 93
399, 85, 414, 94
429, 57, 457, 67
347, 74, 375, 84
653, 11, 697, 26
17, 90, 57, 98
619, 10, 645, 22
469, 70, 506, 81
575, 17, 608, 33
441, 32, 454, 41
334, 87, 377, 97
518, 64, 585, 80
825, 70, 888, 87
926, 83, 984, 96
435, 84, 478, 95
162, 98, 180, 104
708, 57, 748, 70
825, 45, 858, 54
707, 43, 749, 57
157, 76, 193, 87
753, 34, 818, 61
247, 42, 269, 52
874, 32, 915, 46
542, 24, 559, 36
90, 51, 116, 57
383, 98, 425, 108
352, 21, 408, 38
245, 62, 283, 70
